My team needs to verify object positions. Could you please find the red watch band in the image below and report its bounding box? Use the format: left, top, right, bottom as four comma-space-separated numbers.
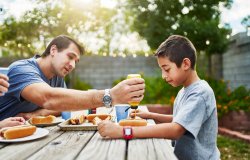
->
123, 127, 133, 140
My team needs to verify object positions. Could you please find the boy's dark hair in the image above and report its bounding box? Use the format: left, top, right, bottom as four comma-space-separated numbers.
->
154, 35, 197, 69
41, 35, 84, 57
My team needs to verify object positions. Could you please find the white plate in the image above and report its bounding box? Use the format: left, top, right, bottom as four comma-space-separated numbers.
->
27, 118, 65, 127
0, 128, 49, 143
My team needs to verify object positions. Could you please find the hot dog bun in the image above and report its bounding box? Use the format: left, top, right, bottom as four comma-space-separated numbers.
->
30, 115, 56, 124
0, 125, 36, 139
119, 119, 147, 126
70, 115, 86, 125
92, 117, 102, 125
86, 114, 111, 122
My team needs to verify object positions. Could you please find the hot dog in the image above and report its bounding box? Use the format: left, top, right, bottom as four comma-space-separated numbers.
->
92, 116, 111, 125
86, 114, 111, 122
0, 125, 36, 139
119, 119, 147, 126
92, 117, 102, 125
70, 115, 86, 125
30, 115, 56, 124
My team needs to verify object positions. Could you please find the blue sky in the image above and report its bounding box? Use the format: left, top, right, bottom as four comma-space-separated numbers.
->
0, 0, 250, 35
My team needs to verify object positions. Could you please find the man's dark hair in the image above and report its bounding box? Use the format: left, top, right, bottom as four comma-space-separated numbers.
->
154, 35, 197, 69
41, 35, 84, 57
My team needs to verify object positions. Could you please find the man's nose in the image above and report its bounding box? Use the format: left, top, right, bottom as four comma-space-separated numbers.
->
69, 61, 75, 70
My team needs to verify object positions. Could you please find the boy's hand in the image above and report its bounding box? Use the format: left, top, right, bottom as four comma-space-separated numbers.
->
97, 120, 123, 139
130, 109, 151, 119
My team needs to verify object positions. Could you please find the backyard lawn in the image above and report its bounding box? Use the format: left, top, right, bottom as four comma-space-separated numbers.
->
218, 135, 250, 160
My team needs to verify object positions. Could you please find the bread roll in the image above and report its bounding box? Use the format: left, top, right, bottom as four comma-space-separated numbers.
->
0, 125, 37, 139
86, 114, 111, 122
92, 117, 102, 125
119, 119, 147, 126
70, 115, 86, 125
30, 115, 56, 124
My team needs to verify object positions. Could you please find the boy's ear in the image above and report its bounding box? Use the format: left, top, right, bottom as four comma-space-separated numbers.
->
50, 45, 58, 56
182, 58, 191, 70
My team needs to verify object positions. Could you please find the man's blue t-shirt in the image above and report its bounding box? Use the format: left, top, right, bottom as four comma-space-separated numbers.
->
172, 80, 220, 160
0, 55, 65, 120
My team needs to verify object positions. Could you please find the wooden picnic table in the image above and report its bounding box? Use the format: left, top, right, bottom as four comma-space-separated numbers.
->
0, 106, 177, 160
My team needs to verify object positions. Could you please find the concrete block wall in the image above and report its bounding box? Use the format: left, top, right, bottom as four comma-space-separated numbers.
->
74, 56, 160, 89
223, 32, 250, 90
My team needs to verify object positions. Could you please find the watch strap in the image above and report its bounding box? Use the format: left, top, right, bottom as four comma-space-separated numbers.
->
103, 89, 112, 108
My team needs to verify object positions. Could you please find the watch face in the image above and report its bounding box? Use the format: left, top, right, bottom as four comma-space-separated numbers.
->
103, 95, 111, 104
125, 128, 132, 135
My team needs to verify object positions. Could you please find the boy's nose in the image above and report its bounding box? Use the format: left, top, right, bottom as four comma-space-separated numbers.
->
162, 73, 168, 80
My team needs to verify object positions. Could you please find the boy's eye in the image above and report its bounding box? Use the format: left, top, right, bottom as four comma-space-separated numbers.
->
164, 68, 170, 72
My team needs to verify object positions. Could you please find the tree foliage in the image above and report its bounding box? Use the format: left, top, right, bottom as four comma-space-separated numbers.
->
0, 0, 117, 57
124, 0, 233, 56
241, 15, 250, 27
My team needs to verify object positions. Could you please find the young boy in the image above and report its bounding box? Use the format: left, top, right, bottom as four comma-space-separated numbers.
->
97, 35, 220, 160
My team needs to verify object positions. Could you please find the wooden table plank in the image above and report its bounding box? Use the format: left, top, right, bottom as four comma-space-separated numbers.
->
0, 143, 7, 149
76, 132, 126, 160
127, 138, 176, 160
0, 126, 63, 160
27, 130, 96, 160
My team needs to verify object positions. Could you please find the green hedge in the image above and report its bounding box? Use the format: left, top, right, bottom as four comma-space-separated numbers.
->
65, 75, 93, 90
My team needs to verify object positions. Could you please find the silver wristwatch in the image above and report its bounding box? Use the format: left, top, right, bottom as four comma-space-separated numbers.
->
103, 89, 112, 108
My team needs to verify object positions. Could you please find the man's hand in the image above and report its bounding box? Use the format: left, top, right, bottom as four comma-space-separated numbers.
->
15, 112, 34, 120
0, 117, 25, 129
110, 78, 145, 105
0, 74, 9, 96
97, 120, 123, 139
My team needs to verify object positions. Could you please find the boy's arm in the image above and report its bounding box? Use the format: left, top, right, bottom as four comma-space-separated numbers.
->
132, 110, 173, 123
148, 112, 173, 123
133, 122, 185, 139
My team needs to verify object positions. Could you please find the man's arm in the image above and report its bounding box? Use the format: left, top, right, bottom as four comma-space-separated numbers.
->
16, 109, 61, 120
21, 78, 145, 111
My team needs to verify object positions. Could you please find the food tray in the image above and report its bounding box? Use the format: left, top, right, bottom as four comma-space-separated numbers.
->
58, 119, 97, 131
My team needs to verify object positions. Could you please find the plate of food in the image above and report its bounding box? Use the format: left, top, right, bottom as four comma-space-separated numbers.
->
27, 115, 64, 127
58, 114, 112, 131
0, 125, 49, 143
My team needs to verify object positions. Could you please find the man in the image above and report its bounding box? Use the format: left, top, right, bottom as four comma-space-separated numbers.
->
0, 35, 145, 120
